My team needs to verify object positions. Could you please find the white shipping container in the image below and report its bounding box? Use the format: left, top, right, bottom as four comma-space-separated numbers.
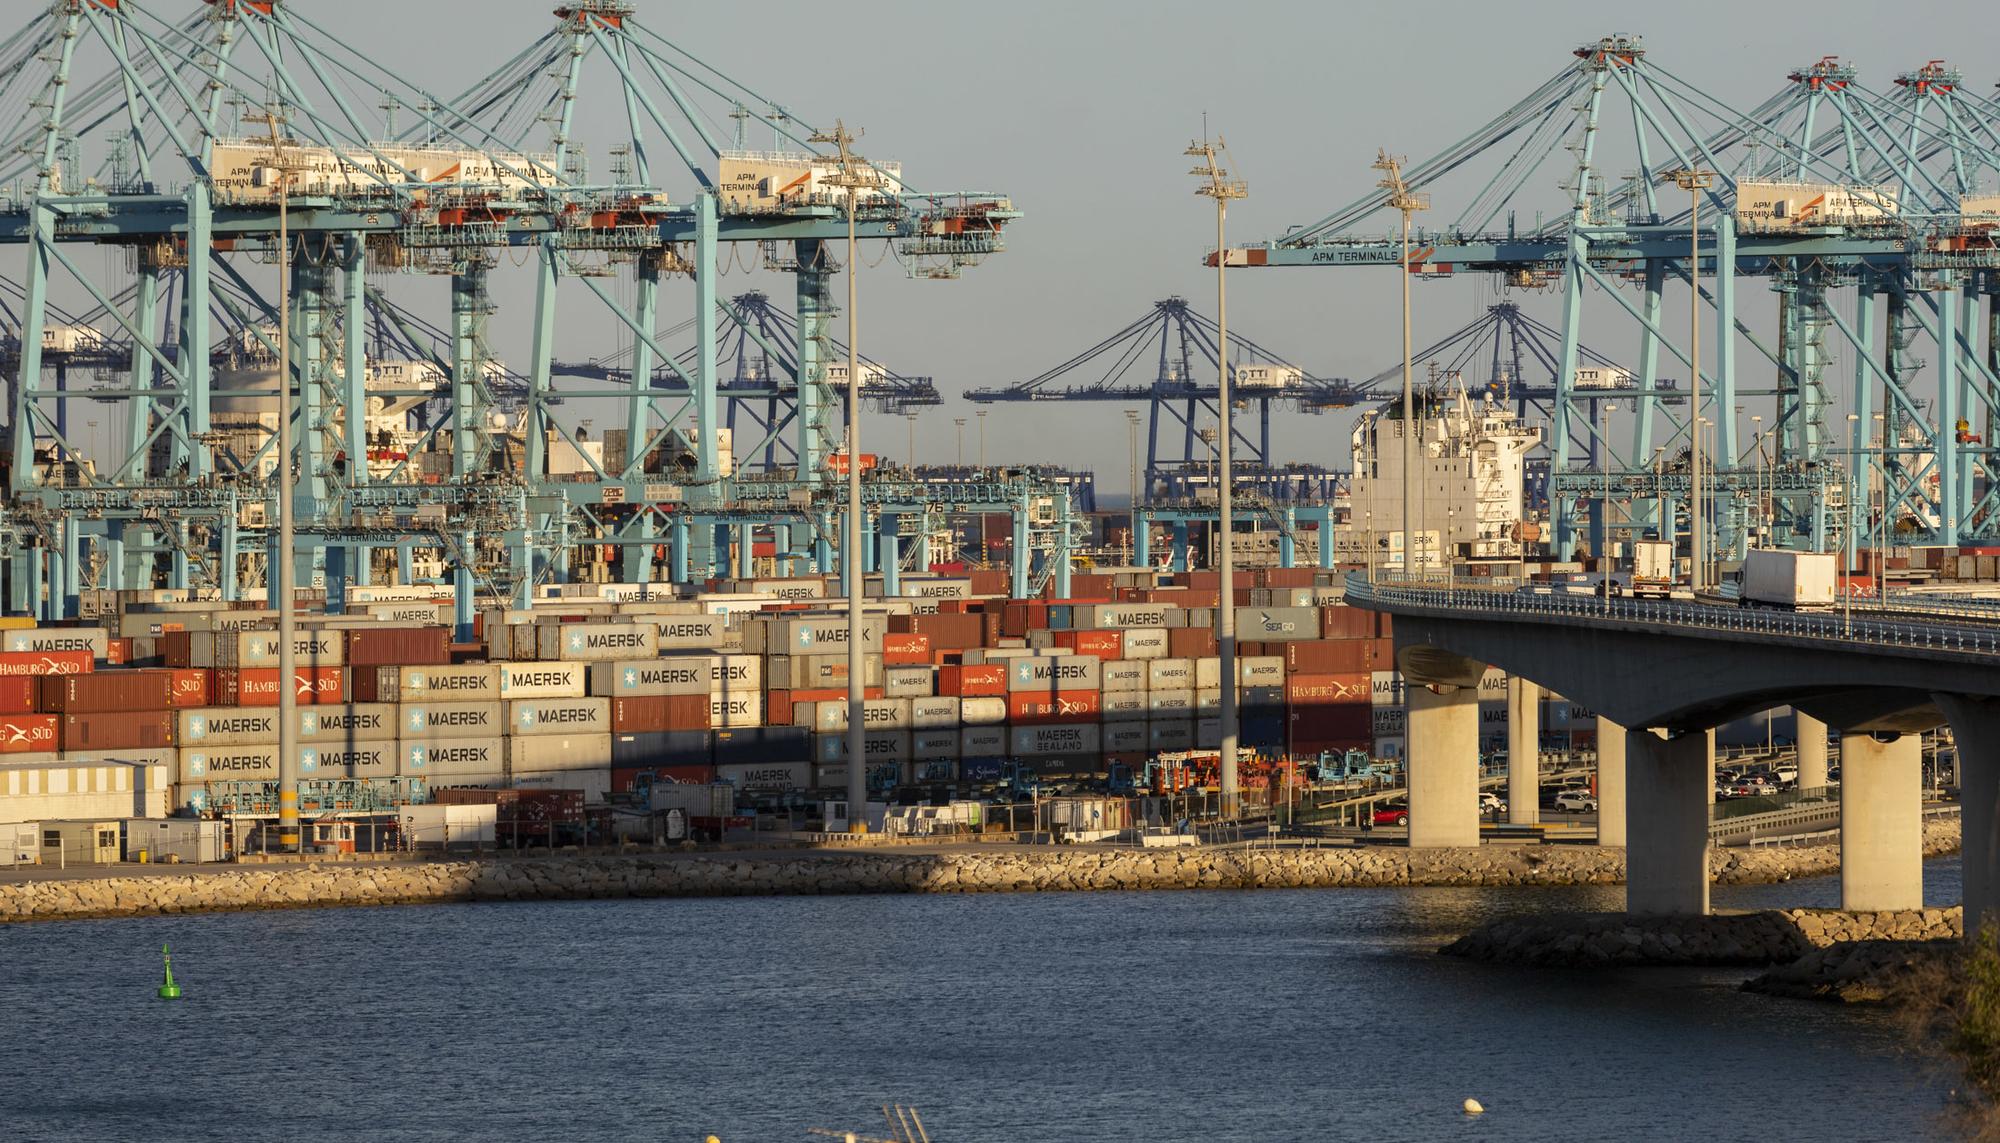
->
1478, 668, 1508, 701
708, 693, 763, 728
860, 698, 912, 731
1101, 692, 1147, 717
1235, 606, 1320, 642
1373, 708, 1407, 736
1370, 671, 1406, 707
399, 702, 505, 739
1195, 657, 1222, 691
365, 602, 451, 625
1078, 604, 1171, 629
908, 697, 960, 729
1149, 689, 1196, 714
508, 698, 610, 736
1007, 655, 1100, 692
907, 759, 956, 783
536, 622, 660, 662
959, 697, 1007, 726
1194, 688, 1223, 713
1101, 660, 1146, 693
1147, 658, 1194, 690
391, 664, 501, 702
900, 578, 971, 599
507, 733, 612, 773
883, 665, 935, 699
4, 627, 110, 657
1196, 718, 1223, 750
814, 730, 912, 764
1121, 627, 1169, 659
399, 803, 497, 848
1239, 657, 1285, 688
399, 736, 507, 778
221, 629, 344, 667
177, 707, 278, 747
300, 704, 398, 743
495, 661, 587, 700
648, 613, 730, 650
744, 615, 887, 654
1149, 721, 1194, 751
708, 655, 763, 694
587, 657, 711, 697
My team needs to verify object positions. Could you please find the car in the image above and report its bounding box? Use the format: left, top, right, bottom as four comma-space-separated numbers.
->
1554, 790, 1599, 814
1478, 791, 1508, 815
1372, 803, 1410, 827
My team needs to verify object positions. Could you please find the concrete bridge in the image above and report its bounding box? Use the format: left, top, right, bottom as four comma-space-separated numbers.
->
1344, 574, 2000, 927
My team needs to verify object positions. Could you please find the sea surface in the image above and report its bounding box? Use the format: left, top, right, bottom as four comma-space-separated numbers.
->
0, 858, 1966, 1142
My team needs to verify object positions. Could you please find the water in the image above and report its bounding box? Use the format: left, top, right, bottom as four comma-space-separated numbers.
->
0, 862, 1961, 1142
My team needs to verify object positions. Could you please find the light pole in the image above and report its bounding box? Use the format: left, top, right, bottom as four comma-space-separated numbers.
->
953, 417, 966, 467
1748, 414, 1765, 546
976, 409, 987, 469
1375, 151, 1428, 581
810, 119, 886, 831
1125, 409, 1142, 562
906, 412, 918, 469
1846, 412, 1860, 631
257, 107, 302, 855
1667, 168, 1715, 590
1190, 133, 1247, 818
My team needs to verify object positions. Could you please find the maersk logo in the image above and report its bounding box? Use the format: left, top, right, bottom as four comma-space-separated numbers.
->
187, 715, 206, 739
408, 672, 427, 690
406, 745, 427, 769
629, 665, 701, 689
503, 670, 572, 690
522, 705, 595, 727
299, 749, 319, 773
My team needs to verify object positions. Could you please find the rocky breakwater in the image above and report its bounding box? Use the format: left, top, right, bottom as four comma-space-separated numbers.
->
1443, 907, 1963, 969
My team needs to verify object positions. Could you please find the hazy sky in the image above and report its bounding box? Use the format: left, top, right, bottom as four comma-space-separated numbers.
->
43, 0, 2000, 488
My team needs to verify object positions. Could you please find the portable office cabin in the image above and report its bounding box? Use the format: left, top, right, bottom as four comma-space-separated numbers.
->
122, 819, 229, 864
39, 819, 123, 865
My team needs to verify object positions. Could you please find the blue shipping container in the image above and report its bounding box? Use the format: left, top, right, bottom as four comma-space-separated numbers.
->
611, 730, 713, 768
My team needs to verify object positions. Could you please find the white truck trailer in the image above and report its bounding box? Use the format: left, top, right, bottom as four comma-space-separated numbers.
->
1739, 549, 1838, 610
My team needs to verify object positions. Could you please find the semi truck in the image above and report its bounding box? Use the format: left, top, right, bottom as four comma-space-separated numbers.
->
1630, 539, 1677, 599
1739, 549, 1838, 610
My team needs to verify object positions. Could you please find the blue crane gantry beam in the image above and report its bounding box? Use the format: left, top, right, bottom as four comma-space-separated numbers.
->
0, 0, 1043, 619
1225, 34, 2000, 563
964, 296, 1363, 504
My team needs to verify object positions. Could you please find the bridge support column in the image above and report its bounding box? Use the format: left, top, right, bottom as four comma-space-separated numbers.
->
1407, 683, 1480, 848
1942, 695, 2000, 938
1626, 729, 1710, 915
1507, 677, 1540, 825
1839, 732, 1923, 913
1796, 713, 1828, 791
1595, 717, 1627, 847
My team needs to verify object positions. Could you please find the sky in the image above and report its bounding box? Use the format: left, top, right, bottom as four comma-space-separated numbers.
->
35, 0, 2000, 493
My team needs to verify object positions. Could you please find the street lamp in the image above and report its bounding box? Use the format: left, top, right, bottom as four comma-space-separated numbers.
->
1375, 151, 1428, 584
1125, 409, 1142, 562
906, 412, 918, 469
953, 417, 966, 467
1666, 168, 1715, 590
256, 105, 303, 855
1190, 132, 1247, 818
809, 119, 887, 832
1846, 412, 1860, 632
976, 409, 987, 469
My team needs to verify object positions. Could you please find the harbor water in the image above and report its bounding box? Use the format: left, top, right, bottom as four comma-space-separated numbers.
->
0, 860, 1962, 1142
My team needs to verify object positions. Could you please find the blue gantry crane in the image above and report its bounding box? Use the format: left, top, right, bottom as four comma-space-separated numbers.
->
1227, 35, 2000, 562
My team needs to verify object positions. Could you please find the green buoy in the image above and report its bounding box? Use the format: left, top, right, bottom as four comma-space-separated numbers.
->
157, 944, 181, 1001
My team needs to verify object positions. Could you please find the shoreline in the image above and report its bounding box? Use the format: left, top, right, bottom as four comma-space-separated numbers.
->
0, 816, 1960, 923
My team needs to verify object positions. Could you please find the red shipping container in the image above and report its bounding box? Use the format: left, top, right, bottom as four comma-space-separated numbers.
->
0, 677, 33, 714
1006, 690, 1100, 724
131, 668, 213, 708
611, 694, 711, 733
969, 569, 1009, 596
36, 673, 174, 713
61, 710, 175, 750
1168, 627, 1218, 659
765, 689, 794, 728
0, 714, 60, 753
1053, 630, 1123, 661
883, 632, 932, 666
612, 765, 716, 793
106, 638, 132, 665
1319, 605, 1375, 640
216, 667, 346, 706
1285, 673, 1372, 706
0, 650, 92, 677
937, 664, 1007, 697
346, 626, 451, 668
1284, 640, 1377, 675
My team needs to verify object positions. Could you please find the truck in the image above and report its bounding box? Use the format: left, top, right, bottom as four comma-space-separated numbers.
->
1630, 539, 1677, 599
1739, 549, 1837, 611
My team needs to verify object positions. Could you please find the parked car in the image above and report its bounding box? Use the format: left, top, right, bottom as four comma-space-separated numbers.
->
1554, 790, 1599, 814
1478, 791, 1508, 815
1372, 803, 1410, 827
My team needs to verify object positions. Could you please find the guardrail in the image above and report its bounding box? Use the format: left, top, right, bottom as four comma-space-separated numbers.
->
1344, 572, 2000, 658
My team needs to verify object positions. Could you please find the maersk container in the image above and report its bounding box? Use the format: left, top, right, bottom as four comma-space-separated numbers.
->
1148, 720, 1194, 751
180, 745, 281, 783
177, 706, 278, 748
1194, 688, 1224, 713
961, 725, 1006, 757
508, 733, 612, 773
360, 663, 500, 704
1146, 659, 1193, 691
398, 736, 506, 779
716, 760, 811, 791
742, 615, 887, 654
220, 630, 344, 668
1195, 719, 1224, 750
1120, 628, 1169, 659
1101, 692, 1147, 717
648, 613, 729, 651
301, 741, 397, 780
588, 657, 711, 697
1101, 660, 1145, 693
814, 730, 912, 764
1194, 657, 1223, 691
496, 661, 586, 699
399, 702, 504, 740
907, 759, 957, 783
708, 655, 763, 694
1077, 604, 1171, 629
708, 692, 763, 728
882, 665, 934, 699
300, 704, 397, 743
3, 627, 109, 658
1103, 721, 1148, 754
1009, 723, 1100, 758
1147, 689, 1195, 714
1370, 671, 1406, 706
908, 696, 960, 729
611, 730, 714, 769
509, 698, 610, 736
1740, 549, 1837, 610
1238, 657, 1285, 688
911, 730, 960, 761
537, 622, 659, 662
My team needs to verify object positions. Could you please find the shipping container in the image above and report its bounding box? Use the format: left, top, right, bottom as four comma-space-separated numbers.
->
536, 622, 660, 661
509, 698, 611, 736
611, 730, 714, 769
37, 672, 174, 713
507, 733, 612, 773
1148, 720, 1194, 751
0, 649, 92, 677
1103, 721, 1148, 754
354, 663, 500, 703
908, 696, 960, 729
218, 630, 344, 668
1100, 660, 1145, 693
959, 696, 1007, 725
711, 726, 810, 765
398, 701, 504, 739
1287, 673, 1372, 706
3, 628, 110, 657
398, 735, 506, 779
647, 613, 730, 650
62, 710, 175, 750
1120, 627, 1169, 659
0, 715, 60, 754
1010, 723, 1101, 757
496, 661, 587, 699
345, 626, 451, 667
177, 706, 278, 747
937, 664, 1007, 697
215, 667, 346, 706
814, 730, 913, 765
610, 694, 710, 733
716, 760, 810, 791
